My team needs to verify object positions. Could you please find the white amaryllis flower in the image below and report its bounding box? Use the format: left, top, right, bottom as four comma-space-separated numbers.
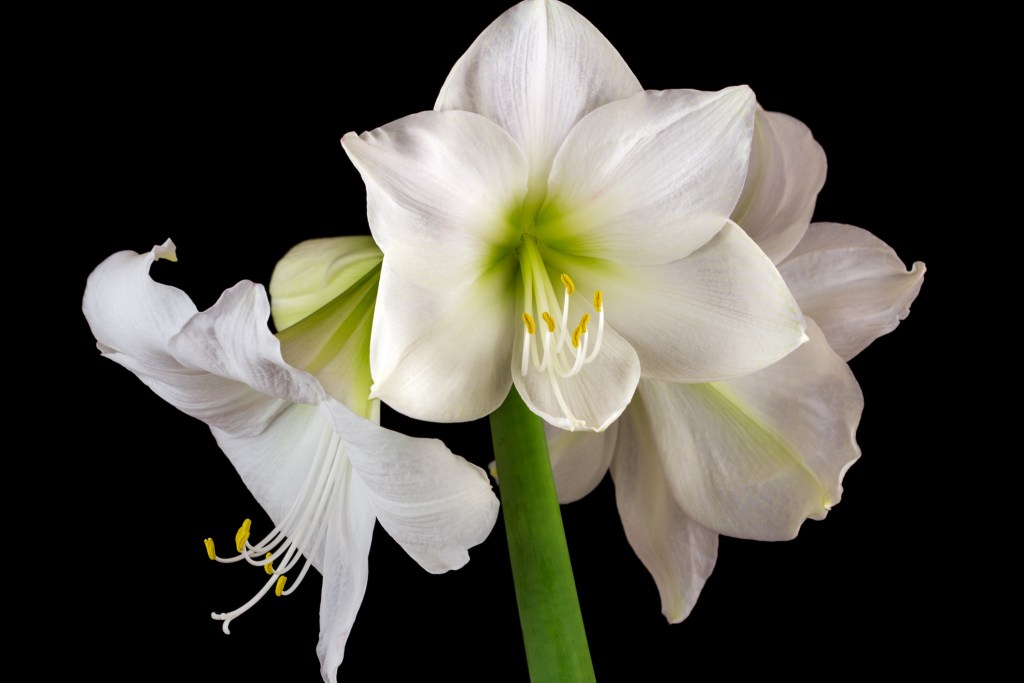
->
342, 0, 807, 432
83, 240, 499, 683
548, 107, 926, 622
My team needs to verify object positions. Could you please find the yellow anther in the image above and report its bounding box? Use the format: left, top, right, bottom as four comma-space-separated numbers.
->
235, 518, 252, 553
541, 311, 556, 332
560, 273, 576, 295
204, 538, 216, 561
593, 290, 603, 313
275, 575, 288, 597
572, 325, 583, 348
264, 553, 275, 575
579, 313, 590, 334
522, 312, 536, 335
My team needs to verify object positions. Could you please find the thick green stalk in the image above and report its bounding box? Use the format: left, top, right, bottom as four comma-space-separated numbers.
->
489, 389, 595, 682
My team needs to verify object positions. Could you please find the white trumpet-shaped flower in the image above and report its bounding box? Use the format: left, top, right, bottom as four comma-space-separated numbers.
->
342, 0, 807, 431
83, 240, 499, 683
548, 106, 926, 622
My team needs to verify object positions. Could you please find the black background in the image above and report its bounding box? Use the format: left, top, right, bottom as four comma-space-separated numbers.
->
57, 1, 959, 679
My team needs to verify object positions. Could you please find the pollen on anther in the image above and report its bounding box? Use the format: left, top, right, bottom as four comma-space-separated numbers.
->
579, 313, 590, 333
572, 325, 583, 348
204, 538, 216, 561
264, 553, 275, 575
235, 518, 252, 553
275, 576, 288, 597
593, 290, 603, 312
560, 273, 576, 295
522, 312, 536, 335
542, 311, 556, 332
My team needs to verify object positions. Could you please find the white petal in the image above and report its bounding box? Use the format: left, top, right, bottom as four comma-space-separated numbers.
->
545, 221, 807, 383
369, 259, 518, 423
317, 473, 375, 683
610, 436, 718, 624
170, 283, 324, 406
732, 109, 827, 264
630, 319, 863, 541
84, 244, 319, 435
542, 87, 757, 265
269, 236, 383, 331
512, 309, 640, 432
326, 400, 500, 574
436, 0, 642, 184
546, 421, 618, 503
83, 239, 195, 372
272, 240, 381, 417
342, 110, 526, 288
778, 222, 926, 361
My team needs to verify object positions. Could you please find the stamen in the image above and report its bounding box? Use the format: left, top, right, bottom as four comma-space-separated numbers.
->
235, 519, 252, 553
560, 273, 575, 294
205, 427, 342, 633
514, 238, 609, 428
204, 538, 216, 561
281, 558, 314, 596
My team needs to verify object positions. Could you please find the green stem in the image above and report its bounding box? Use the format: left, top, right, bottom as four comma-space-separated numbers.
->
489, 388, 595, 682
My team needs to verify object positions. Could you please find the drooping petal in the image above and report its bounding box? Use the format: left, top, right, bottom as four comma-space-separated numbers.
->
541, 87, 757, 265
317, 471, 375, 683
436, 0, 642, 184
732, 109, 827, 264
173, 273, 499, 572
546, 421, 618, 503
778, 222, 926, 361
544, 221, 807, 383
369, 259, 518, 423
85, 246, 316, 436
512, 308, 640, 432
341, 109, 526, 287
625, 320, 862, 541
270, 236, 383, 331
610, 434, 718, 623
272, 239, 382, 418
328, 400, 500, 574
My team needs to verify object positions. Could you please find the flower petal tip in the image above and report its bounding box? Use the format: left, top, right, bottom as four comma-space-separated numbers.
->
153, 238, 177, 262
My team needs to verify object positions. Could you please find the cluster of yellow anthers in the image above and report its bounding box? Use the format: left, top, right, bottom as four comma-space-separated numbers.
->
520, 272, 604, 381
203, 519, 304, 633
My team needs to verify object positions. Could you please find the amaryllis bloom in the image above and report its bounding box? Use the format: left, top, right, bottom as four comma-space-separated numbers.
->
548, 107, 926, 621
83, 241, 499, 683
342, 0, 807, 431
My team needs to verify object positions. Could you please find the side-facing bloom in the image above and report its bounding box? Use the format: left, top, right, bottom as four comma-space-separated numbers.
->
342, 0, 807, 432
83, 240, 499, 682
548, 106, 926, 621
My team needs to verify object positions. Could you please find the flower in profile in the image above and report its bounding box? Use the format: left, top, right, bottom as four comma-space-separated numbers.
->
83, 240, 499, 683
342, 0, 807, 432
548, 106, 926, 621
